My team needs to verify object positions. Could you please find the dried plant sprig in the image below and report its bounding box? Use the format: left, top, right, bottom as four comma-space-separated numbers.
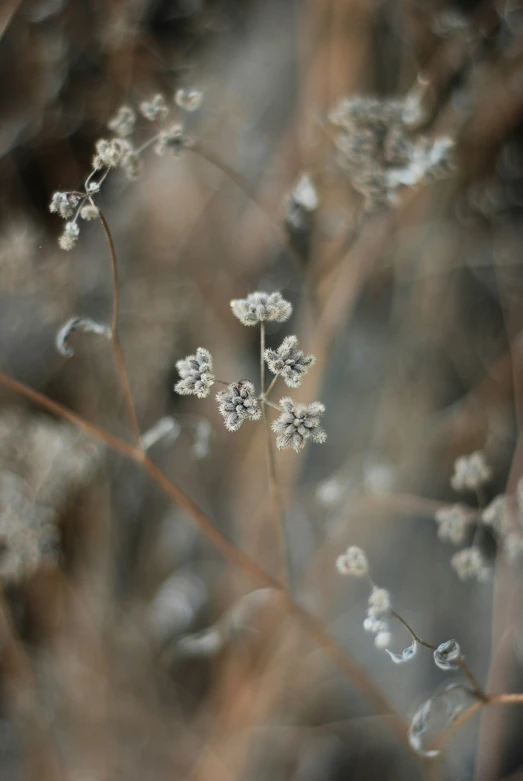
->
216, 381, 262, 431
231, 291, 292, 326
271, 398, 326, 452
175, 348, 215, 399
451, 451, 492, 492
264, 335, 315, 388
55, 317, 112, 358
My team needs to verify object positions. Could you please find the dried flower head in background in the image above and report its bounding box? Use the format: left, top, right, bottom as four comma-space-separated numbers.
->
264, 335, 315, 388
175, 348, 215, 399
0, 473, 57, 583
154, 123, 192, 157
336, 545, 368, 576
451, 546, 490, 583
216, 381, 261, 431
271, 398, 326, 451
230, 291, 292, 326
108, 105, 136, 137
329, 95, 454, 211
451, 451, 492, 492
175, 89, 203, 112
139, 93, 169, 121
434, 504, 472, 544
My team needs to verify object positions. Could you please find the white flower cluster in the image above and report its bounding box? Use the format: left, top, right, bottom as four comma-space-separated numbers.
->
364, 587, 392, 649
173, 292, 326, 452
50, 88, 202, 250
451, 451, 492, 492
434, 451, 523, 581
336, 545, 368, 576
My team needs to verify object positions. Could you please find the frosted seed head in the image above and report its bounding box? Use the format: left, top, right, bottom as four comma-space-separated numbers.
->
216, 381, 261, 431
174, 348, 215, 399
107, 105, 136, 137
451, 451, 492, 492
230, 291, 292, 327
335, 546, 368, 576
58, 221, 80, 251
139, 93, 169, 121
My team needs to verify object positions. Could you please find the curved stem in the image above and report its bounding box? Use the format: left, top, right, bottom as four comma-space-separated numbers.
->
95, 205, 142, 446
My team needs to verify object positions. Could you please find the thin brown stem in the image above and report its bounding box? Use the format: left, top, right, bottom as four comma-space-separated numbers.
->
0, 370, 406, 739
263, 374, 279, 399
391, 610, 488, 700
95, 205, 142, 446
260, 323, 290, 586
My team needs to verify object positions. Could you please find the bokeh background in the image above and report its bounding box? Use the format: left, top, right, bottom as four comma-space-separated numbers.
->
2, 0, 523, 779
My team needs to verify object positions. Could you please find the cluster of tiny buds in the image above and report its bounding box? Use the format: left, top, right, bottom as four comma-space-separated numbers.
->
434, 451, 523, 581
173, 292, 326, 452
49, 88, 202, 250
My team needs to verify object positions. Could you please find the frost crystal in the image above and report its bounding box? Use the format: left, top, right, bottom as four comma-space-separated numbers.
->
264, 336, 315, 388
386, 640, 417, 664
174, 348, 215, 399
335, 546, 368, 577
216, 381, 261, 432
434, 639, 461, 671
271, 398, 326, 452
451, 451, 492, 492
56, 317, 112, 358
230, 291, 292, 327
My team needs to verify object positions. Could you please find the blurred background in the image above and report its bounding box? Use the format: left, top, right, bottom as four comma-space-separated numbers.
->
2, 0, 523, 779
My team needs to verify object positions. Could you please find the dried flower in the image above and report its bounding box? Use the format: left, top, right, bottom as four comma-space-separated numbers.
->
434, 639, 461, 671
121, 151, 142, 180
108, 105, 136, 137
139, 94, 168, 121
329, 95, 454, 211
451, 451, 492, 492
175, 88, 203, 112
271, 398, 326, 452
49, 191, 81, 219
80, 203, 99, 221
335, 546, 368, 576
230, 291, 292, 327
481, 495, 510, 534
92, 138, 132, 170
451, 546, 490, 582
154, 123, 191, 157
216, 381, 261, 431
174, 348, 215, 399
434, 504, 471, 544
264, 336, 315, 388
58, 221, 80, 251
291, 174, 319, 211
